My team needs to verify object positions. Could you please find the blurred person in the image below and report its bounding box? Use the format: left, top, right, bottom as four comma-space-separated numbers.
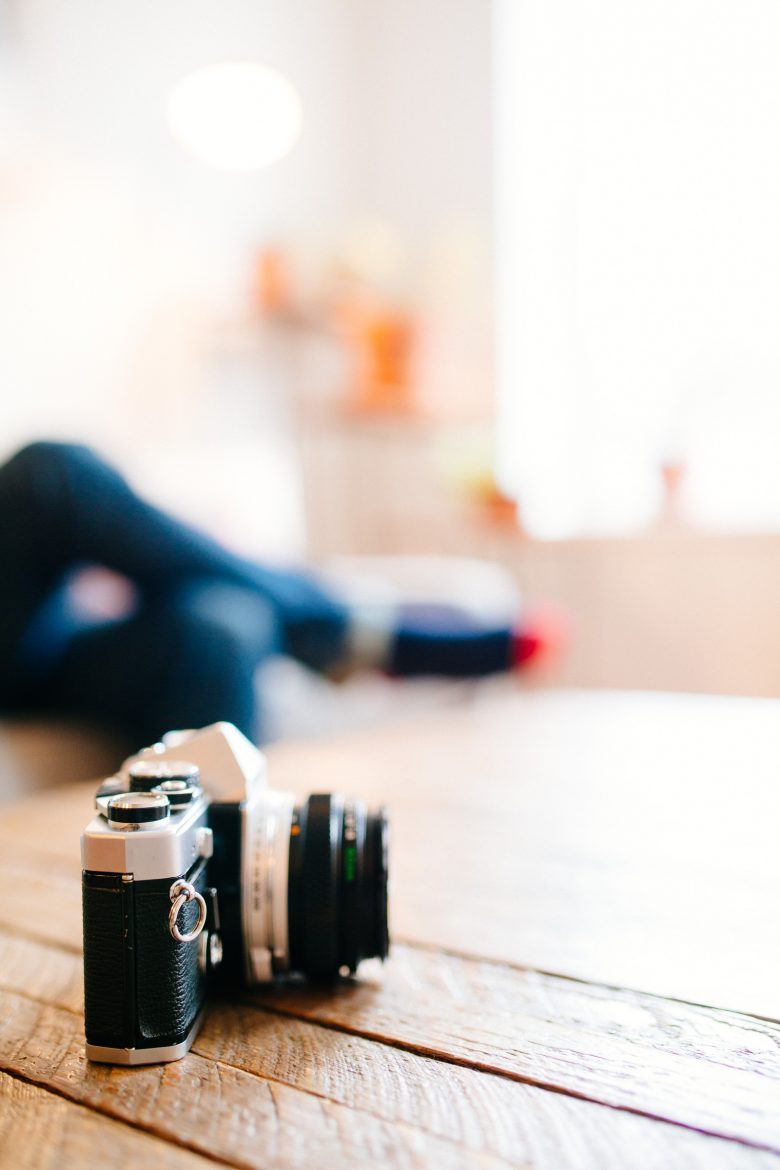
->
0, 442, 553, 747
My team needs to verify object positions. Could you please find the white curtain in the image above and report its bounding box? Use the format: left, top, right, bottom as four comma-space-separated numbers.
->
494, 0, 780, 537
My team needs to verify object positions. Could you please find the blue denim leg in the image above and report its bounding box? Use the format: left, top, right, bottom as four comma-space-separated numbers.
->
43, 582, 281, 745
0, 441, 348, 715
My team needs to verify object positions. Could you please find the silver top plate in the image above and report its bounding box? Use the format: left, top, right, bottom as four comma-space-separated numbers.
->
81, 793, 210, 880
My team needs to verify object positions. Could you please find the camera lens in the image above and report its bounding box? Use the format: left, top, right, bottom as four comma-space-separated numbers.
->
287, 794, 389, 981
209, 788, 389, 985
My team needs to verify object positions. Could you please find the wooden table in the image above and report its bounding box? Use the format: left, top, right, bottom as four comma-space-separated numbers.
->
1, 685, 780, 1169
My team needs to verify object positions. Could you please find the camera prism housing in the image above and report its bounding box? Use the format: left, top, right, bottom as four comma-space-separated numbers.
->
81, 723, 389, 1066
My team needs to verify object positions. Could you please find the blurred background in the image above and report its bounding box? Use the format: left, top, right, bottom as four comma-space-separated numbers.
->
2, 0, 780, 709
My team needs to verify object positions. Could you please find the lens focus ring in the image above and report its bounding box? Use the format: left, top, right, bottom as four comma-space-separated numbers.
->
300, 794, 343, 980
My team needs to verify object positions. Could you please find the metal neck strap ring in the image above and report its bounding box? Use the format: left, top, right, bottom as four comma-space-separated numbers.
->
169, 879, 208, 943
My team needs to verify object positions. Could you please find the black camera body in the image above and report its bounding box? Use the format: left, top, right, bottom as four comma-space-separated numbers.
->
81, 724, 389, 1065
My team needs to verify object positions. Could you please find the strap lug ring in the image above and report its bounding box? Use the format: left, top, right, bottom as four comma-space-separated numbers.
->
169, 879, 207, 943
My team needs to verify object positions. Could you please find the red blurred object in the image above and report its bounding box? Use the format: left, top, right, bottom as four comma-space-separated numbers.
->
513, 603, 571, 670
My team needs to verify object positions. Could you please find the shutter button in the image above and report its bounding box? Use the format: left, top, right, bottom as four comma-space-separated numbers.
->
107, 792, 170, 829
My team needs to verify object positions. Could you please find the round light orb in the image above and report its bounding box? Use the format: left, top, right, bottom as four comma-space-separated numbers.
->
167, 62, 303, 171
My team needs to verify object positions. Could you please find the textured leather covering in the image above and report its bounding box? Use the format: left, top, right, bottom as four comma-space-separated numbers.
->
83, 863, 207, 1050
135, 867, 207, 1043
83, 873, 135, 1048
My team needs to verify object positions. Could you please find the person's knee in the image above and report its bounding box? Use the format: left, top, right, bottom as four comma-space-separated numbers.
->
50, 602, 261, 747
139, 607, 260, 740
0, 440, 99, 497
169, 580, 282, 662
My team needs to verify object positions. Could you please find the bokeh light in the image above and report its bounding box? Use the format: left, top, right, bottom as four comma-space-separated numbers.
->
167, 62, 303, 172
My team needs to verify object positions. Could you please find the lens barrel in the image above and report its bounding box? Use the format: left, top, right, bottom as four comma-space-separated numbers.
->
288, 794, 389, 981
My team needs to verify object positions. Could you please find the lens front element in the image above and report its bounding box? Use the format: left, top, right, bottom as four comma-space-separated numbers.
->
288, 793, 389, 981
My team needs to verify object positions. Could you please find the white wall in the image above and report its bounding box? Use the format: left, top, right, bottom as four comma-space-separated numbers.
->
347, 0, 494, 417
494, 0, 780, 538
0, 0, 494, 549
0, 0, 362, 459
502, 533, 780, 699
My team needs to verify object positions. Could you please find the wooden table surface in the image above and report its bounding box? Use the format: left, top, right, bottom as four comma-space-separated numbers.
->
1, 685, 780, 1169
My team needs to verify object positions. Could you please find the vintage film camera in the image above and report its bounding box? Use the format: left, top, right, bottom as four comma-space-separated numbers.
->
81, 723, 389, 1065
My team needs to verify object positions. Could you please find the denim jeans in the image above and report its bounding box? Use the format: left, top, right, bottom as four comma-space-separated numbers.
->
0, 442, 348, 745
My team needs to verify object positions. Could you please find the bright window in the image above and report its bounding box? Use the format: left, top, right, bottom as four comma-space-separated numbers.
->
494, 0, 780, 538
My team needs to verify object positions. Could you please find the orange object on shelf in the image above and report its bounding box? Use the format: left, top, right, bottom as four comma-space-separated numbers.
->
331, 294, 416, 414
479, 483, 521, 528
253, 247, 292, 316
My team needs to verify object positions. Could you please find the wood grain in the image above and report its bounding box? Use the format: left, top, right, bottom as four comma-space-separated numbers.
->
2, 688, 780, 1168
1, 980, 778, 1170
0, 988, 527, 1170
0, 1070, 218, 1170
2, 927, 780, 1157
195, 1002, 780, 1169
0, 932, 83, 1013
265, 686, 780, 1019
2, 689, 779, 1016
248, 944, 780, 1152
0, 780, 91, 863
0, 856, 81, 952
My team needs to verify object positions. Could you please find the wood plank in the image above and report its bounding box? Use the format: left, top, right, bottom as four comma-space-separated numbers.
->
0, 932, 83, 1013
2, 688, 780, 1165
0, 988, 522, 1170
0, 780, 92, 864
0, 983, 778, 1170
248, 944, 780, 1152
0, 856, 81, 952
3, 689, 778, 1018
264, 686, 780, 1019
0, 1069, 220, 1170
2, 930, 780, 1156
195, 1002, 780, 1169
